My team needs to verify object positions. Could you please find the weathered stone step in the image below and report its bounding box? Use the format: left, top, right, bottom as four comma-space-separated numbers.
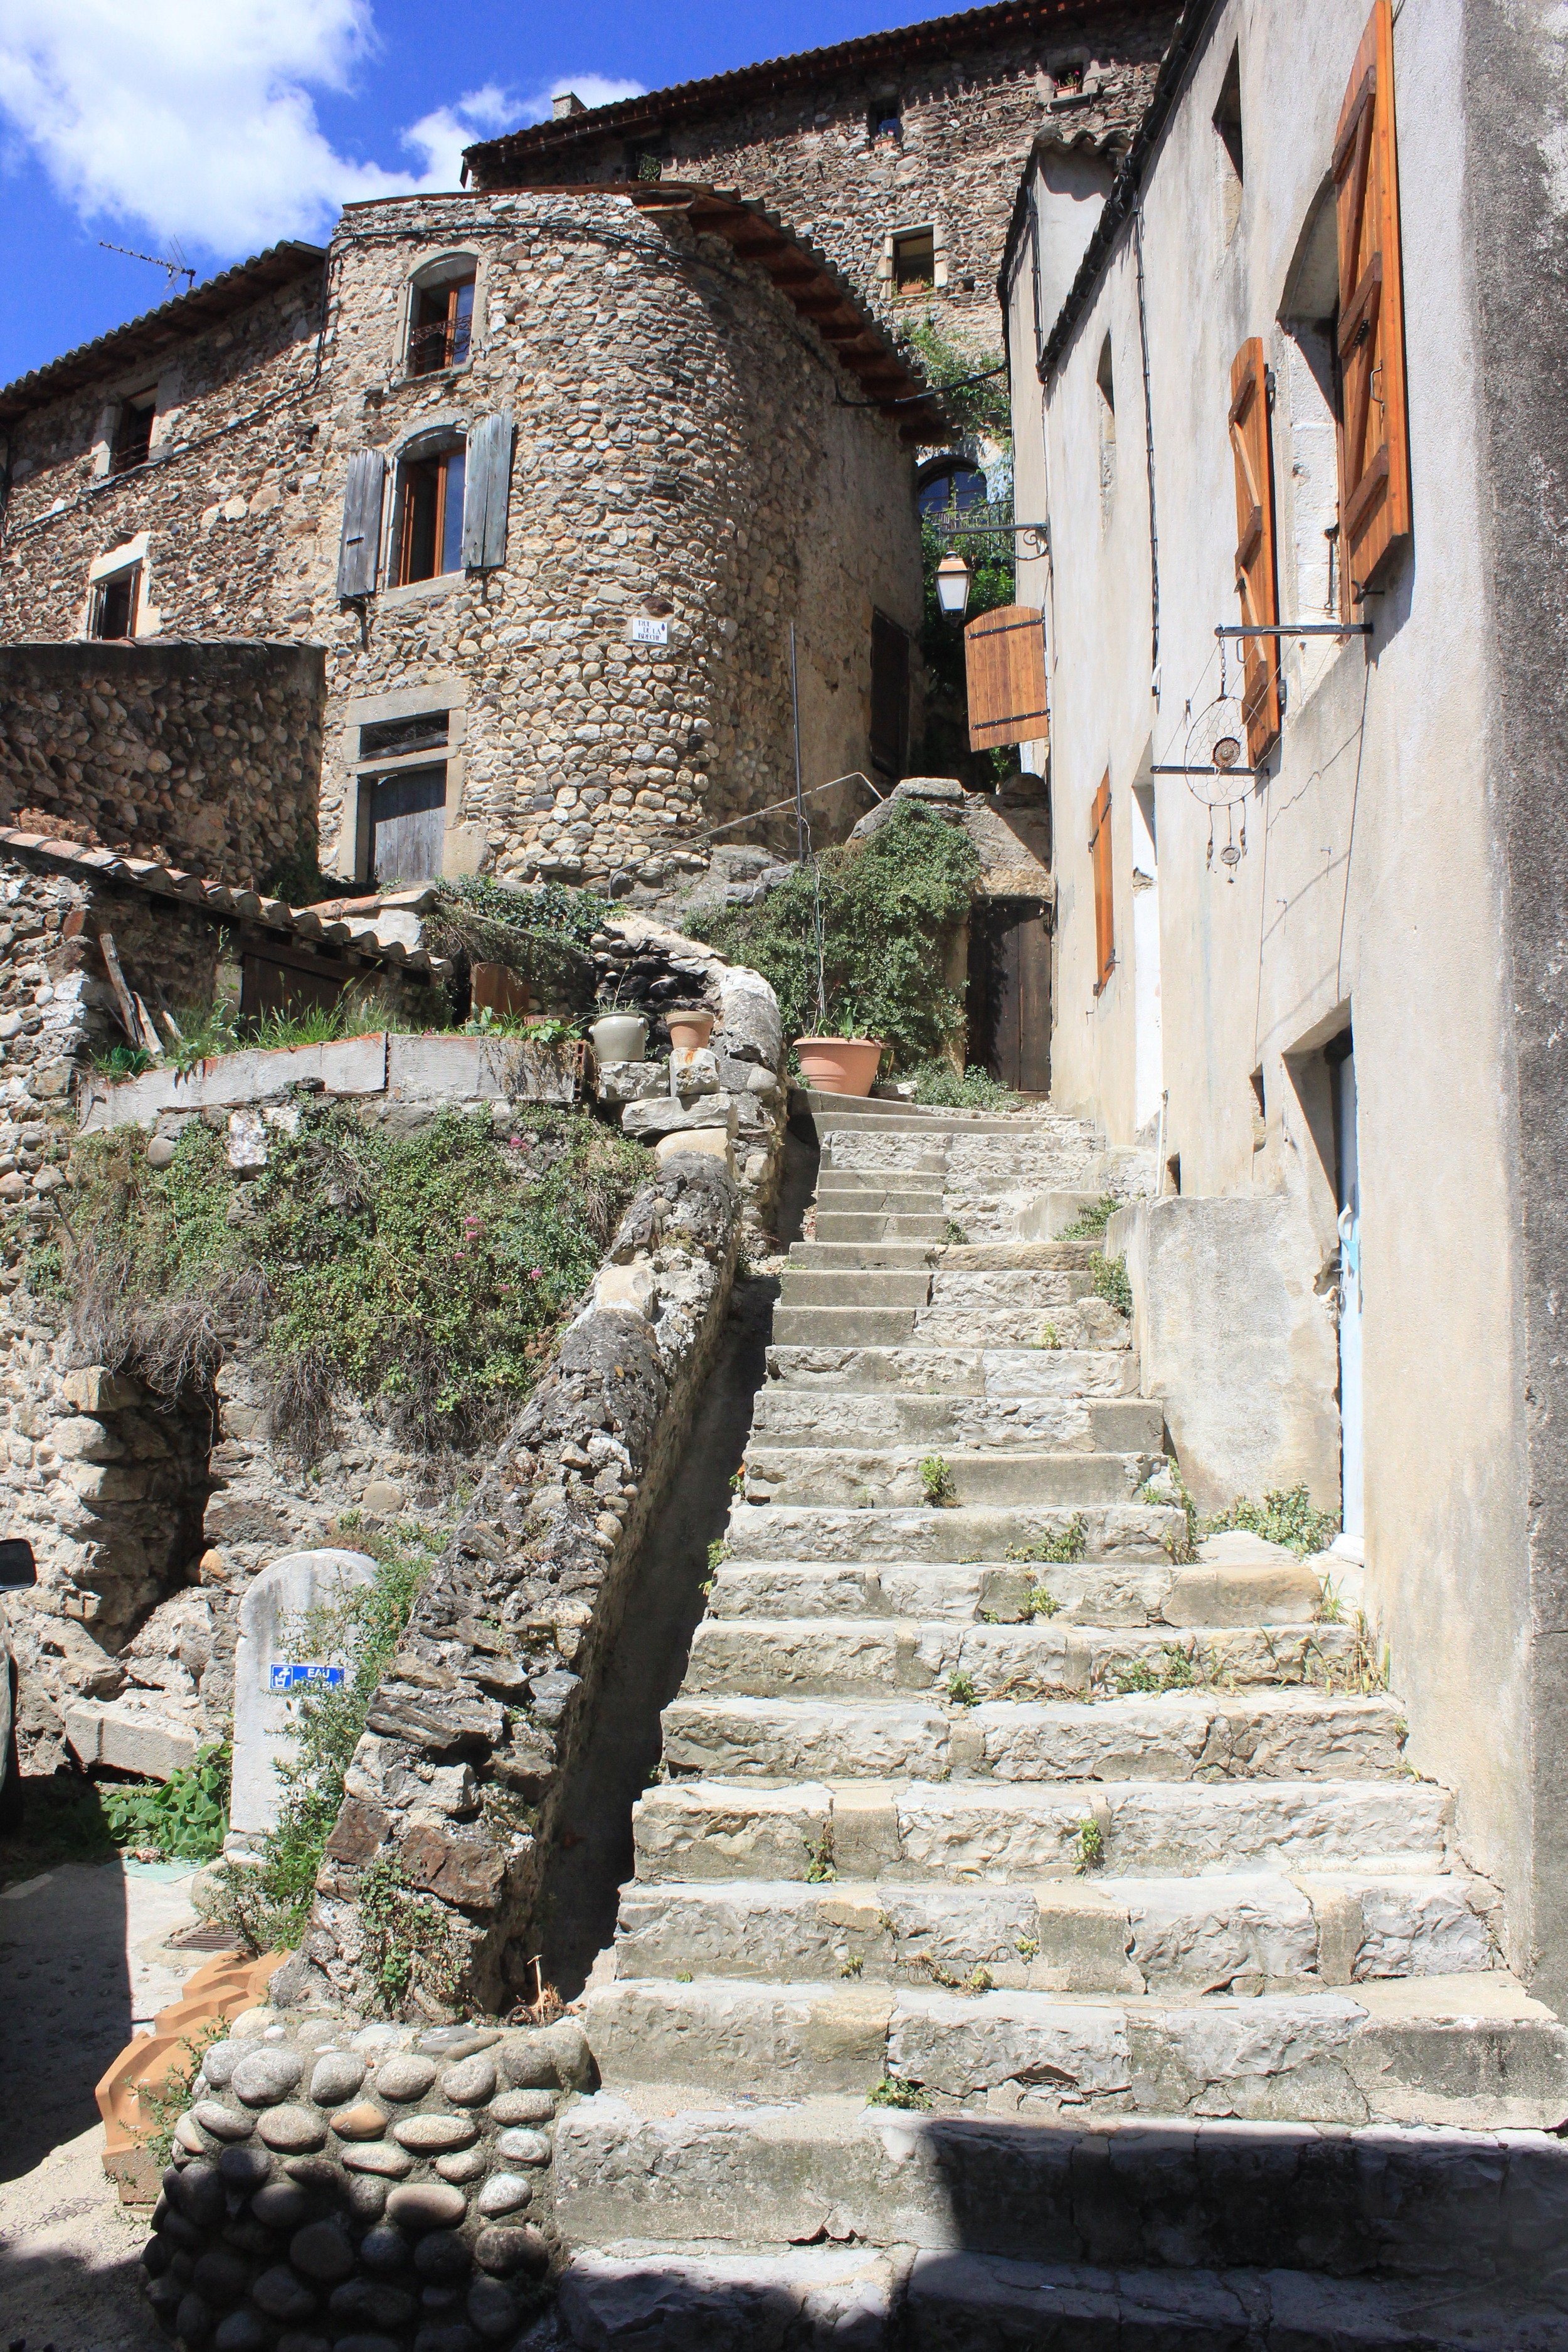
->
744, 1444, 1150, 1509
582, 1974, 1565, 2124
749, 1388, 1163, 1453
723, 1500, 1183, 1564
771, 1305, 923, 1345
557, 2240, 1568, 2352
684, 1610, 1363, 1697
805, 1216, 949, 1244
815, 1169, 947, 1197
556, 2094, 1568, 2282
661, 1688, 1407, 1784
612, 1869, 1493, 1993
764, 1343, 1141, 1397
632, 1776, 1454, 1883
705, 1554, 1328, 1634
778, 1268, 935, 1306
780, 1266, 1104, 1310
771, 1301, 1134, 1348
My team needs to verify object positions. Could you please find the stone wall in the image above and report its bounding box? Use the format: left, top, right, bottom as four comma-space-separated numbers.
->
0, 640, 326, 888
293, 1155, 743, 2020
467, 8, 1175, 359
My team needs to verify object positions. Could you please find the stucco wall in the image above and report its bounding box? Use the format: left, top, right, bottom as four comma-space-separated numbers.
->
1026, 1, 1546, 1987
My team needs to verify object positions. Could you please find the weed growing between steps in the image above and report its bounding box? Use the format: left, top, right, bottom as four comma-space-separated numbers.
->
921, 1453, 958, 1505
1007, 1515, 1088, 1565
55, 1104, 644, 1457
356, 1850, 465, 2013
1089, 1250, 1134, 1316
1206, 1483, 1341, 1557
689, 800, 979, 1067
1057, 1195, 1121, 1239
909, 1064, 1019, 1111
1074, 1818, 1105, 1873
205, 1526, 434, 1959
867, 2074, 931, 2110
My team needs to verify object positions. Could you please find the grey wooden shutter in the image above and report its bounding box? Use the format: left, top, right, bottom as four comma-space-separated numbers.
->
462, 409, 514, 571
337, 450, 385, 597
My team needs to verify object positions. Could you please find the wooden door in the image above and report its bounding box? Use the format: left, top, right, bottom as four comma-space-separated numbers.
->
968, 897, 1051, 1096
371, 764, 447, 884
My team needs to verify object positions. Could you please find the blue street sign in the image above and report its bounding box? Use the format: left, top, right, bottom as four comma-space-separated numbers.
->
268, 1662, 346, 1692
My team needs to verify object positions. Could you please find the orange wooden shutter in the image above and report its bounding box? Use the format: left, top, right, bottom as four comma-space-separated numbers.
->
1227, 335, 1281, 766
1333, 0, 1411, 600
1089, 775, 1114, 990
965, 605, 1048, 751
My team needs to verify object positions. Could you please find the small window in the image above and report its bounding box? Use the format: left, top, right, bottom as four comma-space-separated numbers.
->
110, 393, 156, 477
918, 462, 987, 519
359, 710, 450, 761
394, 448, 466, 585
409, 275, 474, 376
869, 97, 902, 140
89, 566, 139, 640
1051, 60, 1086, 98
893, 229, 935, 294
1214, 47, 1244, 241
1096, 334, 1117, 523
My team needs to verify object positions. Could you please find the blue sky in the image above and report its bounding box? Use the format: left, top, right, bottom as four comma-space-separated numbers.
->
1, 0, 941, 388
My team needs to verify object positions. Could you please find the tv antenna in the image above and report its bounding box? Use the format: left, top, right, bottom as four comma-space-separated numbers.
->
98, 237, 196, 294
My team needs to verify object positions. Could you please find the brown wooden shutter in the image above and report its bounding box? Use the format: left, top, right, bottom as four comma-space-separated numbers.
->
1227, 336, 1281, 765
965, 605, 1048, 751
337, 450, 385, 598
1333, 0, 1411, 600
462, 408, 514, 571
1089, 774, 1114, 991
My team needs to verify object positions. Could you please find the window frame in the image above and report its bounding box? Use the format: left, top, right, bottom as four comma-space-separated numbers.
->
403, 252, 479, 380
391, 443, 467, 588
109, 391, 156, 478
88, 563, 141, 640
892, 226, 937, 295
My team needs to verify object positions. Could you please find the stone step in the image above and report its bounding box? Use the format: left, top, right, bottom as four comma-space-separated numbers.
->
631, 1776, 1455, 1883
771, 1301, 1133, 1348
815, 1170, 948, 1197
778, 1269, 935, 1307
790, 1239, 941, 1266
771, 1305, 923, 1345
581, 1975, 1565, 2124
763, 1344, 1142, 1398
744, 1445, 1150, 1509
555, 2098, 1568, 2301
748, 1389, 1165, 1453
660, 1688, 1407, 1784
803, 1232, 950, 1251
612, 1870, 1493, 1993
723, 1500, 1184, 1564
704, 1554, 1326, 1632
555, 2240, 1568, 2352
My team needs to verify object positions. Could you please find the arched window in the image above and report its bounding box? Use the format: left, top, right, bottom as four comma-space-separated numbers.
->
407, 255, 477, 377
918, 460, 987, 520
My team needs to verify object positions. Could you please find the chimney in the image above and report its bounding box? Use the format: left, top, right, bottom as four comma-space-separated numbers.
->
552, 91, 586, 119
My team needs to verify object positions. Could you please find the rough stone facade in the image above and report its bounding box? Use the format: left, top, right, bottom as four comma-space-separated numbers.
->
292, 1155, 743, 2020
465, 3, 1176, 359
1, 191, 924, 892
0, 640, 326, 886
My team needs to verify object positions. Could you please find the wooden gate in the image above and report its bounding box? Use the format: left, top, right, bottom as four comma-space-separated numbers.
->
967, 896, 1052, 1096
370, 763, 447, 884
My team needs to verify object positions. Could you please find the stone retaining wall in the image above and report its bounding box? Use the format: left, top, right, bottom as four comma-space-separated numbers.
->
139, 2007, 592, 2347
290, 1153, 743, 2020
0, 640, 326, 889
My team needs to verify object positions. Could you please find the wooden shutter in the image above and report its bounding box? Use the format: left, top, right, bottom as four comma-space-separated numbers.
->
462, 408, 514, 571
337, 450, 385, 598
1089, 774, 1114, 991
869, 610, 910, 775
965, 605, 1048, 751
1333, 0, 1411, 598
1227, 336, 1281, 765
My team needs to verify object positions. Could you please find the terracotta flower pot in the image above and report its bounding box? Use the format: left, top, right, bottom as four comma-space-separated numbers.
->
796, 1037, 885, 1096
665, 1008, 716, 1051
590, 1013, 649, 1064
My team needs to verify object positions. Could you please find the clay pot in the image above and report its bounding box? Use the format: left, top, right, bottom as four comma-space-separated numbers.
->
665, 1008, 716, 1051
796, 1037, 886, 1096
589, 1013, 649, 1064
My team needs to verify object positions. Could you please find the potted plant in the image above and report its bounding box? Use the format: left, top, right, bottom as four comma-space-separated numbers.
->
795, 975, 884, 1096
665, 1003, 716, 1051
588, 980, 648, 1065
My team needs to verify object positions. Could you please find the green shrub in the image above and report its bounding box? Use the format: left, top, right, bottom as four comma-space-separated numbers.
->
64, 1103, 645, 1455
1007, 1515, 1088, 1565
1057, 1195, 1121, 1239
920, 1454, 957, 1506
1089, 1251, 1133, 1317
866, 2074, 931, 2110
101, 1741, 230, 1862
689, 800, 979, 1069
1205, 1484, 1341, 1558
909, 1063, 1019, 1111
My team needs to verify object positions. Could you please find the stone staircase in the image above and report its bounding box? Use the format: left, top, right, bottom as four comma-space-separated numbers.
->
550, 1097, 1568, 2347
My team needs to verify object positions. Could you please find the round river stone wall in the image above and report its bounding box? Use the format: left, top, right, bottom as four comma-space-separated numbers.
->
140, 2008, 592, 2350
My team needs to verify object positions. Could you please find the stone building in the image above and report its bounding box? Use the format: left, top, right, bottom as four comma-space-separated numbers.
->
1000, 0, 1568, 2011
1, 188, 940, 889
464, 0, 1176, 371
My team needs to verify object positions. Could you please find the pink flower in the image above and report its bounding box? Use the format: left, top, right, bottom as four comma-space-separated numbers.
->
529, 1266, 543, 1279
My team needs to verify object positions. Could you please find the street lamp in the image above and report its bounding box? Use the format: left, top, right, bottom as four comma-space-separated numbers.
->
935, 548, 972, 621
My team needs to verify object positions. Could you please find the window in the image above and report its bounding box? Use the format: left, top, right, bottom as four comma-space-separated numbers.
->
359, 710, 450, 761
89, 566, 139, 640
1051, 60, 1086, 99
869, 611, 910, 776
893, 228, 935, 293
1096, 334, 1117, 523
409, 274, 474, 376
1280, 185, 1345, 621
1213, 46, 1244, 240
395, 448, 466, 585
110, 393, 155, 477
1089, 774, 1115, 993
918, 462, 987, 519
869, 96, 901, 140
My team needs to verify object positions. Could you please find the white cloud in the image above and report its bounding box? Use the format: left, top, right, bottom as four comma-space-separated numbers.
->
0, 0, 645, 260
